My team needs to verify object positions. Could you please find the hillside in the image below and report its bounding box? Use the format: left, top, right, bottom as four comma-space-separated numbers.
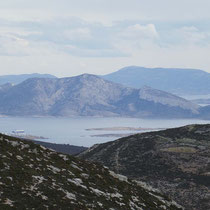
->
30, 139, 87, 155
199, 105, 210, 119
0, 74, 199, 118
0, 73, 56, 85
79, 124, 210, 210
0, 133, 182, 209
102, 66, 210, 95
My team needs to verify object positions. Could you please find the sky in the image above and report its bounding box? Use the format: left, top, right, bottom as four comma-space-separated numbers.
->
0, 0, 210, 77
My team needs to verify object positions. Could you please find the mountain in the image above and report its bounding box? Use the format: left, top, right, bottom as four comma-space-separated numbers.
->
0, 133, 182, 209
0, 83, 13, 93
79, 124, 210, 210
0, 74, 200, 118
199, 105, 210, 119
0, 73, 56, 85
102, 66, 210, 95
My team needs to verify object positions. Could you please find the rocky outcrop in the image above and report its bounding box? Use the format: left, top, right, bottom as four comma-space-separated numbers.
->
79, 124, 210, 210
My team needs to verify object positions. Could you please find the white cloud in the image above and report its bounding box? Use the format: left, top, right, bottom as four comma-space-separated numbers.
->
0, 1, 210, 76
112, 24, 159, 55
0, 34, 29, 56
120, 24, 158, 39
63, 28, 92, 41
177, 26, 209, 44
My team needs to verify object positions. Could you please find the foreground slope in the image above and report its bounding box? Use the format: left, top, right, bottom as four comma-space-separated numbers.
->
102, 66, 210, 95
0, 74, 199, 118
79, 124, 210, 210
0, 133, 182, 210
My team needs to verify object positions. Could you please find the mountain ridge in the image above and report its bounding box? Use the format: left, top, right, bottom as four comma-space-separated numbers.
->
102, 66, 210, 95
0, 73, 57, 85
0, 73, 200, 118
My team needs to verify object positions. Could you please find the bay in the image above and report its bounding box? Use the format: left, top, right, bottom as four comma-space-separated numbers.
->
0, 116, 209, 147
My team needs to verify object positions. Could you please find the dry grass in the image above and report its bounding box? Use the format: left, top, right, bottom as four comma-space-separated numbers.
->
161, 147, 197, 153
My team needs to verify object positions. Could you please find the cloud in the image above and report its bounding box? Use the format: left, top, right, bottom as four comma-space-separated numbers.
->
0, 0, 210, 23
121, 24, 158, 40
177, 26, 209, 44
0, 9, 210, 76
63, 28, 92, 41
0, 33, 29, 56
112, 24, 159, 55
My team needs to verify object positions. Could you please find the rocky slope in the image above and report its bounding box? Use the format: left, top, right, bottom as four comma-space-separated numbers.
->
0, 73, 199, 118
0, 133, 182, 209
79, 124, 210, 210
102, 66, 210, 95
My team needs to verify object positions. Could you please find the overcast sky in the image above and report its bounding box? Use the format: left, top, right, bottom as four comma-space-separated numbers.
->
0, 0, 210, 76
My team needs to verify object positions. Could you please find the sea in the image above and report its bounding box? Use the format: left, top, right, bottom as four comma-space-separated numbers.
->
0, 116, 210, 147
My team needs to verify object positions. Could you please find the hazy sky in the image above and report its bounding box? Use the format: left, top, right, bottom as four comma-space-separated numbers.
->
0, 0, 210, 76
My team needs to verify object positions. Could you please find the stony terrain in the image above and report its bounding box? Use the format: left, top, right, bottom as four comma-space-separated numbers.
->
0, 133, 182, 210
0, 73, 199, 118
79, 124, 210, 210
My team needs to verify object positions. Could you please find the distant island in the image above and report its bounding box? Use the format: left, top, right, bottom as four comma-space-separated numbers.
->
0, 74, 201, 119
10, 134, 48, 140
91, 133, 137, 138
86, 126, 162, 131
88, 127, 163, 138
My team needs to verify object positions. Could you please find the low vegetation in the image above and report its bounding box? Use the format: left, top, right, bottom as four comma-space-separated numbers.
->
0, 133, 182, 209
79, 124, 210, 210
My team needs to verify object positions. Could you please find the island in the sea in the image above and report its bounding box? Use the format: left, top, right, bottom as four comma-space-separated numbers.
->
87, 127, 164, 138
10, 130, 48, 140
86, 126, 162, 131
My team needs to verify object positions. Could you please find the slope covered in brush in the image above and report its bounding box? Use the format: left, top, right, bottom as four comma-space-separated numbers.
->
79, 124, 210, 210
0, 133, 182, 210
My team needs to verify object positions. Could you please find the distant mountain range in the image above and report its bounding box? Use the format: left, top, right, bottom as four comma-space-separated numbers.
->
0, 74, 200, 118
102, 66, 210, 95
0, 133, 182, 209
0, 73, 56, 85
79, 124, 210, 210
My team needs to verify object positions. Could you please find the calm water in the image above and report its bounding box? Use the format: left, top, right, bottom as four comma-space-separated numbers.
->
0, 116, 210, 147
